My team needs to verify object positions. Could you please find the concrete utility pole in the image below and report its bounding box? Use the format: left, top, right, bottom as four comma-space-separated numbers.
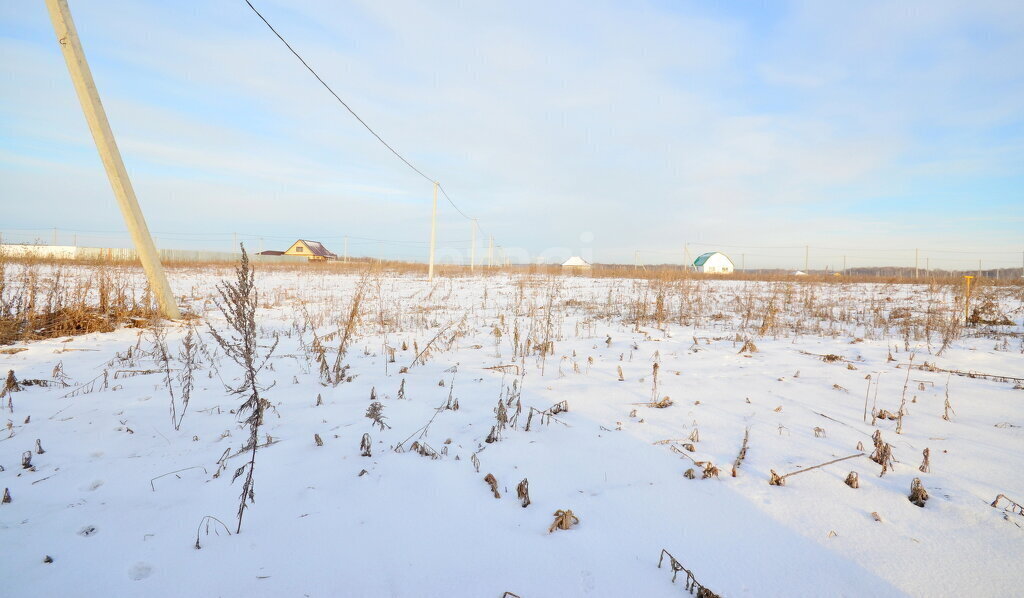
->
741, 253, 745, 272
428, 181, 438, 281
45, 0, 179, 318
52, 227, 58, 246
470, 219, 477, 272
804, 245, 809, 273
915, 248, 919, 279
843, 255, 847, 276
488, 235, 494, 268
233, 232, 238, 253
344, 235, 348, 264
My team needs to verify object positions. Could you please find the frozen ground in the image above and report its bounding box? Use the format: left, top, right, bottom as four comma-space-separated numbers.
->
1, 268, 1022, 597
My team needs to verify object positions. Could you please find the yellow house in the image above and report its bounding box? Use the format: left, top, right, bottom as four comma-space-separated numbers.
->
283, 239, 338, 261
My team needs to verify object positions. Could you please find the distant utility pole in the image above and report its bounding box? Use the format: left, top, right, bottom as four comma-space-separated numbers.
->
926, 257, 930, 278
683, 242, 691, 271
428, 181, 438, 281
804, 245, 809, 273
470, 219, 477, 272
843, 255, 847, 276
634, 250, 639, 271
45, 0, 179, 318
233, 232, 238, 252
488, 235, 494, 268
915, 248, 919, 279
978, 260, 982, 278
53, 227, 57, 246
741, 253, 745, 272
344, 235, 348, 264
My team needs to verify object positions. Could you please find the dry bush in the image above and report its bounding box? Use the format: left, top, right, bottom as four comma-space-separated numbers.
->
0, 260, 158, 345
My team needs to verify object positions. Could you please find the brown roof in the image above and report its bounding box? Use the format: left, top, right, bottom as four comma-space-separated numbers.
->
258, 250, 285, 256
300, 240, 337, 259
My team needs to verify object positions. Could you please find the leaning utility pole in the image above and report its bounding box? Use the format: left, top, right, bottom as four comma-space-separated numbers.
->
45, 0, 179, 318
428, 181, 438, 281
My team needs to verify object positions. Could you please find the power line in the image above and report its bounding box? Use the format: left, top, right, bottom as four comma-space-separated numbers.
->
243, 0, 479, 226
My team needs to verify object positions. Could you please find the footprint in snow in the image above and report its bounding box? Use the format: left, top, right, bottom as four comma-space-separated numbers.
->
580, 569, 595, 593
84, 480, 103, 491
128, 562, 153, 580
78, 525, 98, 537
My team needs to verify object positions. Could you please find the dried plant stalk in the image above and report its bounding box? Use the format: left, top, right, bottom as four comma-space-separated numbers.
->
548, 509, 579, 532
909, 478, 929, 507
869, 430, 895, 476
517, 478, 531, 507
991, 494, 1024, 515
207, 247, 278, 534
484, 473, 501, 498
770, 453, 864, 486
657, 549, 721, 597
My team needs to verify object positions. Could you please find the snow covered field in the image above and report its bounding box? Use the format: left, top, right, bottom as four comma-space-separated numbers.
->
2, 266, 1022, 597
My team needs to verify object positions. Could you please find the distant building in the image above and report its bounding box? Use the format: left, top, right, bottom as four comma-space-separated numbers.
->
561, 256, 591, 269
257, 250, 285, 256
693, 251, 734, 274
284, 239, 337, 261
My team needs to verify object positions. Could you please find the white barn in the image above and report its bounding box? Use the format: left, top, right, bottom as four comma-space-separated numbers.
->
561, 256, 591, 269
693, 251, 734, 274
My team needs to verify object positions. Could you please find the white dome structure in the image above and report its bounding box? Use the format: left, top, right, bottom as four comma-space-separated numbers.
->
693, 251, 734, 274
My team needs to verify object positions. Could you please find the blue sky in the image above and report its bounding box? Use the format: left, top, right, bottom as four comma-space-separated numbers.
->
1, 0, 1022, 269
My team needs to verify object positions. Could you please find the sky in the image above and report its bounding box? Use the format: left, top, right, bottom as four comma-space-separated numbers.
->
1, 0, 1023, 270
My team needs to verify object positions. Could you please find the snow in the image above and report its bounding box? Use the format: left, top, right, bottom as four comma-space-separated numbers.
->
1, 268, 1022, 597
